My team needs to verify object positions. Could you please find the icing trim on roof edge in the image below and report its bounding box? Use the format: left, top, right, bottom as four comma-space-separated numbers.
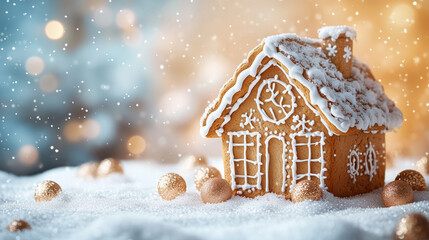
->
201, 33, 402, 138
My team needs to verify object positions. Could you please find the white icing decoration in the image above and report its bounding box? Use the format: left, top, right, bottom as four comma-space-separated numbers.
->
201, 56, 335, 137
347, 145, 361, 183
255, 76, 296, 125
263, 36, 402, 133
201, 31, 402, 138
240, 109, 257, 129
326, 44, 337, 57
228, 131, 262, 191
289, 114, 327, 190
364, 142, 378, 181
214, 61, 273, 136
291, 114, 314, 132
343, 45, 352, 63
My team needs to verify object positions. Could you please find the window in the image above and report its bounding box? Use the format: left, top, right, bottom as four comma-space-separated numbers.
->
228, 131, 262, 191
290, 131, 326, 191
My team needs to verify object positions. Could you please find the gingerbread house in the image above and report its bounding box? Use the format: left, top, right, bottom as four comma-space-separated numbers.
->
200, 26, 403, 199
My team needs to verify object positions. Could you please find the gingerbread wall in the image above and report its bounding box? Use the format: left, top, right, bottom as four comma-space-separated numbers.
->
327, 132, 386, 197
221, 62, 332, 199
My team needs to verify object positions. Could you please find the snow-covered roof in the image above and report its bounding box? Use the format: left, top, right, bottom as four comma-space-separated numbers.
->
201, 31, 402, 137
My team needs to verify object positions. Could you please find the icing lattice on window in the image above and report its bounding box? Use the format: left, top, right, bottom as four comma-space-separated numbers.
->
289, 115, 326, 191
228, 131, 262, 191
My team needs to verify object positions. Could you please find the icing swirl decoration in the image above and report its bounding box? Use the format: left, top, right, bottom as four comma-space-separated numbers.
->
347, 145, 361, 183
364, 142, 378, 181
255, 77, 296, 125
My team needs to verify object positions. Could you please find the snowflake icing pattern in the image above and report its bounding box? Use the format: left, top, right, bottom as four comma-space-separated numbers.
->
343, 45, 352, 63
291, 114, 314, 133
326, 44, 337, 57
240, 109, 257, 129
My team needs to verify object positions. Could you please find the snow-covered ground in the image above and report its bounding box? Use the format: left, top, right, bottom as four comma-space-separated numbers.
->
1, 159, 428, 240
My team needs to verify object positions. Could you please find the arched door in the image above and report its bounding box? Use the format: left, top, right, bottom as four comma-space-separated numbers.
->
265, 136, 287, 194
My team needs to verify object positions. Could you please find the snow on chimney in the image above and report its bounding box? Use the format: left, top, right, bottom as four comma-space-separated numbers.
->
318, 26, 356, 79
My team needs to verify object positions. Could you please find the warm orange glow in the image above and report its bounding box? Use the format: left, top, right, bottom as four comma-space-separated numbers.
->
63, 121, 83, 143
390, 3, 415, 26
25, 56, 44, 76
39, 74, 58, 93
45, 20, 65, 40
127, 135, 146, 155
17, 145, 39, 166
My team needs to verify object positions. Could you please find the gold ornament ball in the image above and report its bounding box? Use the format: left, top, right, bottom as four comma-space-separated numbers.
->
96, 158, 124, 178
200, 177, 232, 204
34, 180, 62, 202
181, 155, 208, 172
77, 161, 100, 179
8, 220, 31, 232
382, 180, 414, 207
395, 213, 429, 240
158, 173, 187, 200
416, 157, 429, 175
291, 180, 323, 203
194, 166, 222, 191
395, 169, 426, 191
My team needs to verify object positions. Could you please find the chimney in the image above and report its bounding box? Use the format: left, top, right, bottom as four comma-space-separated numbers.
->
318, 26, 356, 79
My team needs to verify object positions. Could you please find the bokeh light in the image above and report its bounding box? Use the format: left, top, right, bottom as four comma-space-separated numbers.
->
116, 9, 135, 29
39, 74, 58, 93
390, 3, 415, 26
127, 135, 146, 155
63, 121, 83, 143
82, 119, 101, 140
45, 20, 65, 40
17, 145, 39, 166
2, 0, 429, 175
25, 56, 44, 76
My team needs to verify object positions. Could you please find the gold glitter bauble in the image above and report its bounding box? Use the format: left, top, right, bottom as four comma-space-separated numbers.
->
382, 180, 414, 207
8, 220, 31, 232
291, 180, 323, 203
96, 158, 124, 178
416, 157, 429, 175
34, 180, 62, 202
200, 177, 232, 204
395, 169, 426, 191
77, 162, 100, 179
158, 173, 187, 200
181, 155, 208, 172
395, 213, 429, 240
194, 166, 222, 191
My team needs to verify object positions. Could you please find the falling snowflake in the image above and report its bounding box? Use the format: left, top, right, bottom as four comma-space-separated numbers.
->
240, 109, 257, 129
343, 45, 352, 62
326, 44, 337, 57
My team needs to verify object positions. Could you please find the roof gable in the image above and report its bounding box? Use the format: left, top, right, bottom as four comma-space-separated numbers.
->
201, 34, 403, 138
